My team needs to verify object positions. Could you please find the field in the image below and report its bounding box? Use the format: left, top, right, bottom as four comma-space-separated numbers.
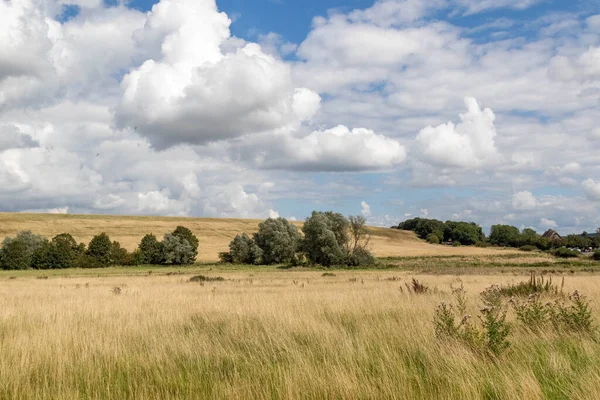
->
2, 214, 600, 399
0, 213, 519, 261
1, 261, 600, 399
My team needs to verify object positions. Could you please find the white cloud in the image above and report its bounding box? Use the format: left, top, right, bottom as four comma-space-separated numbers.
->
512, 191, 537, 210
582, 179, 600, 201
116, 0, 321, 149
236, 125, 406, 171
361, 201, 372, 217
415, 97, 500, 169
456, 0, 543, 15
540, 217, 558, 229
268, 209, 280, 218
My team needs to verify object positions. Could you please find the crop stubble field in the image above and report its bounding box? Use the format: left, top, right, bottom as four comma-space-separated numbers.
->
1, 214, 600, 399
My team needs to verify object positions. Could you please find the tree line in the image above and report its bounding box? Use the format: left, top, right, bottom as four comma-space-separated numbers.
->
396, 217, 600, 250
0, 211, 375, 270
220, 211, 375, 267
0, 226, 199, 270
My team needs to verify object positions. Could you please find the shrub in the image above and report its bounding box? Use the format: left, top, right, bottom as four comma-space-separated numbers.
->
172, 226, 199, 260
87, 233, 113, 266
495, 273, 562, 297
406, 278, 429, 294
162, 233, 196, 265
426, 234, 440, 244
189, 275, 225, 282
253, 218, 302, 265
553, 247, 579, 258
1, 231, 47, 270
345, 247, 376, 267
519, 245, 537, 252
138, 234, 164, 265
592, 250, 600, 261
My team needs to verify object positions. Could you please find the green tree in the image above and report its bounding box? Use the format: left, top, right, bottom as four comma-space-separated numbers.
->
302, 211, 350, 266
253, 218, 302, 265
172, 226, 199, 260
1, 231, 47, 270
227, 233, 263, 265
445, 221, 484, 245
138, 234, 164, 265
162, 233, 196, 265
489, 225, 520, 247
87, 233, 113, 266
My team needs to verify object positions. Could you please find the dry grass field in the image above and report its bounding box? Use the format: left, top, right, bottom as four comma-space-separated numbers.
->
0, 213, 518, 261
1, 268, 600, 399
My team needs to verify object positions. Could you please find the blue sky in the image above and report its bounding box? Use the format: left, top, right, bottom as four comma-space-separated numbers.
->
1, 0, 600, 234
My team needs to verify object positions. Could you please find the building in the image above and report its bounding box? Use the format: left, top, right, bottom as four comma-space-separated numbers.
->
541, 229, 562, 241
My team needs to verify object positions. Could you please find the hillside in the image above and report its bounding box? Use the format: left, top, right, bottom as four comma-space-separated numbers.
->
0, 213, 516, 262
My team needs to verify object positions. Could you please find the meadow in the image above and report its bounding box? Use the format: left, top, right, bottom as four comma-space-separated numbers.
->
1, 214, 600, 399
1, 257, 600, 399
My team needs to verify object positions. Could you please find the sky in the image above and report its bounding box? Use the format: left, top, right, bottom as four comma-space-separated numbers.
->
0, 0, 599, 234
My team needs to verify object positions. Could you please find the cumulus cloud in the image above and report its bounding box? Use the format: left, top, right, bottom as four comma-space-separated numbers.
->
582, 179, 600, 201
361, 201, 372, 217
240, 125, 406, 171
540, 218, 558, 229
415, 97, 500, 169
512, 191, 537, 210
116, 0, 321, 149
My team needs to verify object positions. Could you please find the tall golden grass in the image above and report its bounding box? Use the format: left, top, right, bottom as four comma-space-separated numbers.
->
1, 270, 599, 399
0, 213, 518, 261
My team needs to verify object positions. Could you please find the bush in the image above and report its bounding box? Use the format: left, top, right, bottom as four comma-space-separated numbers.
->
162, 233, 196, 265
1, 231, 47, 270
519, 245, 537, 252
345, 247, 376, 267
553, 247, 579, 258
592, 250, 600, 261
138, 234, 164, 265
253, 218, 301, 265
189, 275, 225, 282
426, 234, 440, 244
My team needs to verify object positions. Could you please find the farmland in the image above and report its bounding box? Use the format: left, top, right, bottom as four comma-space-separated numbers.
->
0, 213, 519, 262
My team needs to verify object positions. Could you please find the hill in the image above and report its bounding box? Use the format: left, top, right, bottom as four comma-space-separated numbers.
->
0, 213, 516, 262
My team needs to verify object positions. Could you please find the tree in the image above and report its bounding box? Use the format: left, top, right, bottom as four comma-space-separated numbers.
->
444, 221, 484, 245
138, 234, 164, 265
110, 241, 128, 265
162, 233, 196, 265
226, 233, 263, 265
1, 231, 47, 270
489, 225, 520, 247
253, 218, 302, 264
302, 211, 350, 266
87, 233, 113, 266
348, 216, 370, 252
347, 215, 376, 266
172, 226, 199, 260
50, 233, 82, 269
